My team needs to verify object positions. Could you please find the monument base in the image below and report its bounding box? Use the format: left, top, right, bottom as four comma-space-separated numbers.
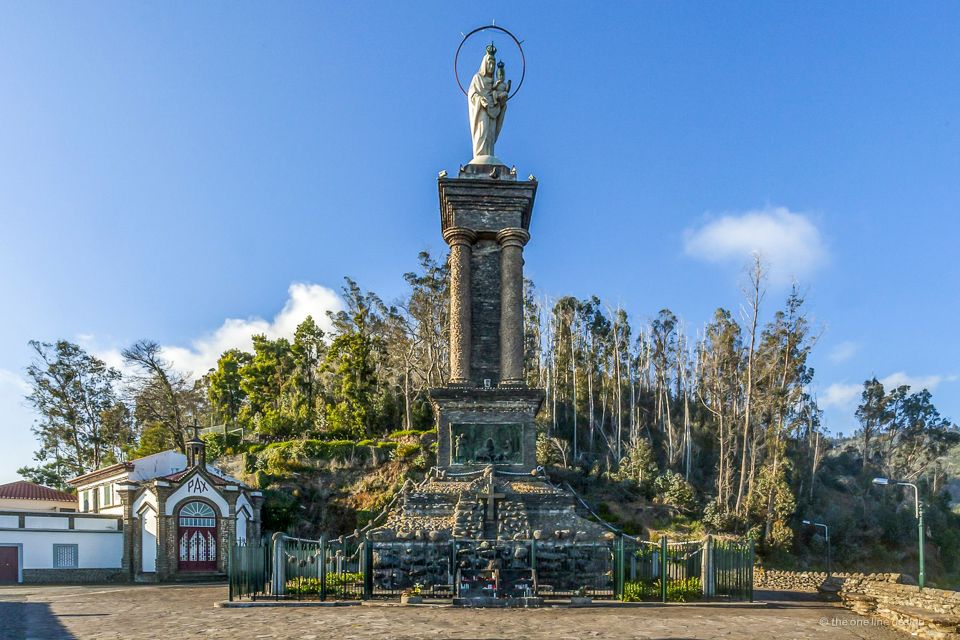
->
430, 386, 543, 473
452, 596, 544, 608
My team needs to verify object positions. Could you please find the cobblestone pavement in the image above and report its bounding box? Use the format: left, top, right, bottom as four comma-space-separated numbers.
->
0, 585, 909, 640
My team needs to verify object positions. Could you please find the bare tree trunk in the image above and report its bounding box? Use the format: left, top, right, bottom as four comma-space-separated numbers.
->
571, 319, 578, 464
735, 256, 764, 515
612, 317, 623, 462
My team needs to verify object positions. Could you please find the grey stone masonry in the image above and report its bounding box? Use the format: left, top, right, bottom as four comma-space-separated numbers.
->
497, 228, 529, 385
438, 168, 537, 387
443, 227, 477, 383
432, 387, 543, 472
433, 166, 543, 474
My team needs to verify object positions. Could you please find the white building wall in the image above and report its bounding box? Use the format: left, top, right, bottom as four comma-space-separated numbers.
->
164, 474, 229, 517
141, 507, 157, 573
0, 530, 122, 569
73, 518, 118, 531
132, 488, 158, 515
25, 516, 69, 530
0, 515, 19, 528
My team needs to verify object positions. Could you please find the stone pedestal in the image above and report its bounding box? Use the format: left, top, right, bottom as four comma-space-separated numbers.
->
432, 387, 542, 473
433, 167, 543, 473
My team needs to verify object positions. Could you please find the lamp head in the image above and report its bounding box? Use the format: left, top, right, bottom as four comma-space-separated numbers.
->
802, 520, 812, 525
873, 477, 890, 486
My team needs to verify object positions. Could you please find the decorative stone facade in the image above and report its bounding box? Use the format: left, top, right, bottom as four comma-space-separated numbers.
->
367, 468, 615, 593
71, 435, 263, 583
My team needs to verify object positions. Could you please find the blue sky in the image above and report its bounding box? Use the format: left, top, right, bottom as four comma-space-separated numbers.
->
1, 3, 958, 483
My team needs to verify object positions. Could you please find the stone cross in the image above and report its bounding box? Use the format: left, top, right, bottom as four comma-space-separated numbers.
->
478, 476, 505, 523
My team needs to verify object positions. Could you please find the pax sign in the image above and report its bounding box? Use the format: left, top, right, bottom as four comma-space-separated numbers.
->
187, 477, 209, 494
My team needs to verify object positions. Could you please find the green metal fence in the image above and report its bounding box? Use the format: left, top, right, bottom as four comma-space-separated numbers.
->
227, 540, 271, 601
712, 538, 753, 602
228, 533, 752, 603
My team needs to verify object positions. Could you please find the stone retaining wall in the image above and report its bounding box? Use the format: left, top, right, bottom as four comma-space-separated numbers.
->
22, 568, 128, 584
754, 569, 901, 592
757, 570, 960, 638
839, 577, 960, 640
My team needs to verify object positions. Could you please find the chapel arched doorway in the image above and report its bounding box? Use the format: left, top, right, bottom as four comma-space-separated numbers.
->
177, 501, 217, 572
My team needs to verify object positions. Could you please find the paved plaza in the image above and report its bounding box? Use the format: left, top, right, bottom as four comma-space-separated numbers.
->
0, 584, 911, 640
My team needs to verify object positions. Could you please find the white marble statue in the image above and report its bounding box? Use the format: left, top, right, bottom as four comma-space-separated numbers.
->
468, 43, 511, 165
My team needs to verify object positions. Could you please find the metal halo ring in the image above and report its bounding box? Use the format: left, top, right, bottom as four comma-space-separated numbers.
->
454, 24, 526, 101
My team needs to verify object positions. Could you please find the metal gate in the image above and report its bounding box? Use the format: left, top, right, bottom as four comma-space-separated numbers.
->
617, 535, 751, 602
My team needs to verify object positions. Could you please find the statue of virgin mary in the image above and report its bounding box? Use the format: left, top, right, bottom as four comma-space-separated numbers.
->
468, 43, 508, 165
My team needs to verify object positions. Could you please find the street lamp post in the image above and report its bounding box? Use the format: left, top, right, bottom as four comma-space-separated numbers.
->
801, 519, 831, 578
873, 477, 925, 590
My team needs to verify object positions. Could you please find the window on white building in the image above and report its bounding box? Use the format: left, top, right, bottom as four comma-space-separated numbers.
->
81, 491, 89, 512
53, 544, 78, 569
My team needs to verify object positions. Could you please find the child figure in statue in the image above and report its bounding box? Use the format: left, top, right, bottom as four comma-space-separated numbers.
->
493, 61, 511, 107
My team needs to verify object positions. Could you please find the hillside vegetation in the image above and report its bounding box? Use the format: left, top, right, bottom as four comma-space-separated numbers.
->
18, 251, 960, 587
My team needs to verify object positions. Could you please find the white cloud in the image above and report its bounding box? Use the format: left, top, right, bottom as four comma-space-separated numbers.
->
828, 341, 859, 364
683, 206, 827, 284
879, 371, 958, 393
821, 382, 862, 409
820, 372, 958, 414
96, 282, 343, 379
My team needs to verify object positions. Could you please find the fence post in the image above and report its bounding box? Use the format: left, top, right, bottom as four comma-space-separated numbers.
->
701, 535, 715, 599
614, 534, 626, 600
362, 540, 373, 600
450, 539, 457, 587
660, 536, 668, 604
228, 543, 234, 602
748, 538, 754, 603
319, 534, 327, 602
530, 538, 537, 595
270, 532, 286, 596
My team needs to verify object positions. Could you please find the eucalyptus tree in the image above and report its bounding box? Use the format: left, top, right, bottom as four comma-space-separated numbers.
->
324, 278, 388, 438
123, 340, 200, 454
21, 340, 126, 485
696, 308, 743, 514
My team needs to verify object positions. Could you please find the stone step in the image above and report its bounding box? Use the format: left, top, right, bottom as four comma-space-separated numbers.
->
172, 571, 227, 583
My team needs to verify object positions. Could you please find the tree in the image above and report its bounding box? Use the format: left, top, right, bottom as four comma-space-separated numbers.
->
21, 340, 124, 484
855, 378, 888, 466
123, 340, 199, 453
402, 251, 449, 388
735, 255, 766, 516
208, 349, 251, 426
325, 278, 386, 438
291, 316, 327, 431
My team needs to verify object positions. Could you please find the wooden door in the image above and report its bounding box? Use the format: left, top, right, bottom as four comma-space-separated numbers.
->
177, 501, 218, 572
0, 547, 18, 583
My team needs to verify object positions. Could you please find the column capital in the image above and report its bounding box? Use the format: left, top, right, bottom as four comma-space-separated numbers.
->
496, 227, 530, 248
442, 227, 478, 247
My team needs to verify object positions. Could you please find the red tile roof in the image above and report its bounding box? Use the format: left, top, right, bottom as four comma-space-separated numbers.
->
0, 481, 76, 503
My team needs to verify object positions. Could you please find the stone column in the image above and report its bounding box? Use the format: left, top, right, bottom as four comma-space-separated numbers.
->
117, 485, 138, 582
497, 228, 529, 385
443, 227, 477, 383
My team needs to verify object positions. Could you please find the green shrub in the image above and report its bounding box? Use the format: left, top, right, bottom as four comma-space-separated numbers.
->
621, 577, 702, 602
395, 443, 420, 459
285, 572, 364, 597
622, 579, 659, 601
